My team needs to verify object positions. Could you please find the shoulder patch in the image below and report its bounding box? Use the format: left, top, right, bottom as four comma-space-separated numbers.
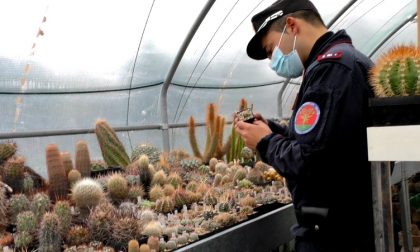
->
317, 51, 343, 62
294, 102, 321, 134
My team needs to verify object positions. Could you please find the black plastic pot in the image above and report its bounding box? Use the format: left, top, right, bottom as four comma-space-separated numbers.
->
368, 96, 420, 126
90, 166, 124, 177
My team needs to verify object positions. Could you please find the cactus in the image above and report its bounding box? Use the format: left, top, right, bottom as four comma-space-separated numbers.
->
214, 212, 238, 227
163, 184, 175, 196
23, 175, 34, 194
31, 192, 51, 221
215, 162, 228, 175
198, 164, 210, 174
138, 155, 152, 191
180, 158, 202, 171
3, 156, 25, 193
213, 173, 223, 187
71, 178, 104, 209
254, 161, 270, 173
0, 188, 9, 232
370, 45, 420, 97
111, 217, 142, 251
139, 244, 151, 252
140, 209, 155, 223
16, 211, 37, 235
147, 236, 159, 252
233, 167, 247, 185
39, 212, 62, 252
247, 168, 265, 185
128, 185, 145, 202
131, 144, 161, 164
74, 140, 91, 178
190, 232, 199, 242
9, 194, 30, 223
128, 239, 140, 252
167, 173, 182, 190
186, 181, 198, 192
221, 175, 232, 185
227, 99, 247, 162
173, 188, 189, 209
61, 152, 73, 175
166, 239, 177, 251
66, 225, 91, 246
88, 201, 116, 244
239, 195, 257, 208
238, 179, 254, 189
46, 144, 69, 201
95, 119, 130, 168
204, 189, 218, 206
15, 230, 32, 250
142, 221, 162, 237
0, 142, 16, 163
209, 158, 218, 173
91, 160, 107, 172
107, 173, 129, 202
154, 196, 174, 214
151, 170, 167, 186
149, 184, 164, 202
68, 169, 82, 187
53, 200, 72, 236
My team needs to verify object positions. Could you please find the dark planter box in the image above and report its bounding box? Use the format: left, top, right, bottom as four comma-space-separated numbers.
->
90, 166, 124, 177
369, 96, 420, 126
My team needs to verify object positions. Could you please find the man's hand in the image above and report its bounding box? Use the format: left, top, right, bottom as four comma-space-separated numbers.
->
235, 120, 272, 150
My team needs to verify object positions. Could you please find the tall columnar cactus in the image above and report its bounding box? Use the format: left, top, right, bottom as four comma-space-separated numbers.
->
95, 119, 130, 168
0, 142, 16, 163
0, 188, 9, 232
60, 152, 73, 176
31, 192, 51, 221
38, 212, 62, 252
227, 98, 248, 162
188, 103, 231, 164
138, 155, 152, 192
370, 45, 420, 97
53, 200, 72, 236
75, 140, 91, 177
3, 156, 25, 193
46, 144, 69, 201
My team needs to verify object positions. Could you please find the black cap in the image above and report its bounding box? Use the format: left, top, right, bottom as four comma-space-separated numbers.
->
247, 0, 319, 60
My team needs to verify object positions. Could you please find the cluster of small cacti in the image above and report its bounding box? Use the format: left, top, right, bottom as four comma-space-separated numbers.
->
39, 212, 62, 252
131, 144, 161, 164
263, 167, 283, 182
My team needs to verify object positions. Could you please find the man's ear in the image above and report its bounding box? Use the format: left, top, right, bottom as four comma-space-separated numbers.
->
286, 17, 299, 35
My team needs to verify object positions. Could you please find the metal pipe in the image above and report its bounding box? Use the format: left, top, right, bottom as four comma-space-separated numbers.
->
159, 0, 216, 153
277, 78, 290, 119
368, 12, 417, 58
326, 0, 357, 29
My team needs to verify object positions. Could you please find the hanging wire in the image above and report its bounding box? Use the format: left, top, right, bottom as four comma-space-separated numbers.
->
126, 0, 156, 151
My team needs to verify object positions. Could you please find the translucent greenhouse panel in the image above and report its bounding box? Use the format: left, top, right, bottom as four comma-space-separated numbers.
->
0, 0, 156, 92
167, 83, 285, 126
127, 85, 162, 125
281, 82, 301, 119
128, 130, 163, 152
0, 91, 129, 133
330, 0, 416, 55
371, 20, 418, 62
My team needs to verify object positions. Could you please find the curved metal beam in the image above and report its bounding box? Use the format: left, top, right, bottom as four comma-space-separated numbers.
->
326, 0, 357, 28
368, 12, 417, 58
277, 78, 290, 119
159, 0, 216, 153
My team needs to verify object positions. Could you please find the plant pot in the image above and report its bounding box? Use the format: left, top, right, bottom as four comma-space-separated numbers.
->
369, 96, 420, 126
90, 166, 124, 177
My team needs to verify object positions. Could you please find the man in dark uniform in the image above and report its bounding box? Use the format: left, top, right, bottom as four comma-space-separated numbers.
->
235, 0, 375, 251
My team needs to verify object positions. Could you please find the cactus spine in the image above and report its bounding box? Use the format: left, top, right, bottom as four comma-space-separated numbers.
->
75, 140, 91, 177
71, 178, 104, 209
60, 152, 73, 175
0, 188, 8, 232
0, 142, 16, 163
68, 169, 81, 187
107, 173, 129, 202
46, 144, 69, 201
138, 155, 152, 192
31, 192, 51, 221
9, 193, 30, 223
370, 45, 420, 97
53, 200, 72, 236
128, 239, 140, 252
38, 212, 62, 252
227, 99, 247, 162
3, 156, 25, 193
95, 119, 130, 168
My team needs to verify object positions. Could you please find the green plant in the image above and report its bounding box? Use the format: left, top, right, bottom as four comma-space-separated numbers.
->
151, 170, 167, 186
23, 175, 34, 194
15, 230, 32, 250
3, 156, 25, 193
154, 196, 174, 214
90, 160, 107, 172
215, 162, 228, 175
138, 155, 152, 192
204, 189, 218, 206
180, 158, 202, 171
66, 225, 91, 246
61, 152, 73, 175
227, 99, 248, 162
371, 45, 420, 97
238, 179, 254, 189
149, 184, 164, 202
31, 192, 51, 221
221, 175, 232, 185
131, 144, 161, 164
38, 212, 62, 252
0, 188, 8, 232
128, 185, 145, 202
107, 173, 129, 202
128, 239, 140, 252
71, 178, 104, 209
173, 188, 189, 209
46, 144, 69, 201
163, 184, 175, 197
95, 119, 130, 168
88, 202, 116, 245
213, 173, 222, 187
0, 142, 16, 163
247, 168, 265, 185
53, 200, 72, 236
111, 217, 142, 251
16, 211, 37, 235
233, 167, 247, 185
68, 169, 81, 187
142, 221, 162, 237
140, 209, 155, 223
9, 193, 30, 223
198, 164, 210, 174
139, 244, 151, 252
75, 140, 91, 177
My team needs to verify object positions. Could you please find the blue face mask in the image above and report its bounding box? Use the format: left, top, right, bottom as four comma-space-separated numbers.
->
270, 25, 304, 78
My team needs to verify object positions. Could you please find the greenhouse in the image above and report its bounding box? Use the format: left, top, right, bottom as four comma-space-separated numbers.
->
0, 0, 419, 251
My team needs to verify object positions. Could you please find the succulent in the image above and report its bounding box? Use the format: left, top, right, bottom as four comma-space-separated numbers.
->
149, 184, 164, 202
241, 146, 254, 160
370, 45, 420, 97
198, 164, 210, 174
180, 158, 202, 171
209, 158, 218, 173
147, 236, 159, 252
88, 202, 116, 244
131, 144, 161, 164
107, 173, 129, 202
221, 175, 232, 185
9, 193, 30, 223
190, 232, 199, 242
15, 231, 32, 250
46, 144, 69, 201
61, 152, 74, 175
3, 156, 25, 193
0, 188, 9, 232
68, 169, 82, 187
90, 160, 107, 172
53, 200, 72, 236
140, 209, 155, 223
75, 140, 91, 177
39, 212, 62, 252
71, 178, 104, 209
111, 217, 142, 251
139, 244, 151, 252
166, 172, 182, 188
213, 173, 223, 187
23, 175, 34, 194
128, 239, 140, 252
215, 162, 228, 175
195, 182, 208, 197
0, 232, 14, 247
0, 142, 16, 162
151, 170, 167, 186
233, 167, 248, 185
31, 192, 51, 221
238, 179, 254, 189
214, 212, 238, 227
16, 211, 37, 237
154, 196, 174, 214
128, 185, 145, 202
66, 225, 91, 246
247, 168, 265, 185
176, 234, 188, 246
165, 239, 177, 251
204, 189, 218, 206
173, 188, 190, 209
142, 221, 162, 237
163, 184, 175, 196
186, 181, 198, 192
95, 119, 130, 168
239, 195, 256, 208
138, 155, 153, 191
254, 161, 270, 173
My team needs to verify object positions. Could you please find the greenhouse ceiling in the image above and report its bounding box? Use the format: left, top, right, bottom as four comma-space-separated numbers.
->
0, 0, 418, 176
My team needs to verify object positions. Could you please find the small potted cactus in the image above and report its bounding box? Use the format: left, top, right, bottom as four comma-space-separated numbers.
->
369, 45, 420, 126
